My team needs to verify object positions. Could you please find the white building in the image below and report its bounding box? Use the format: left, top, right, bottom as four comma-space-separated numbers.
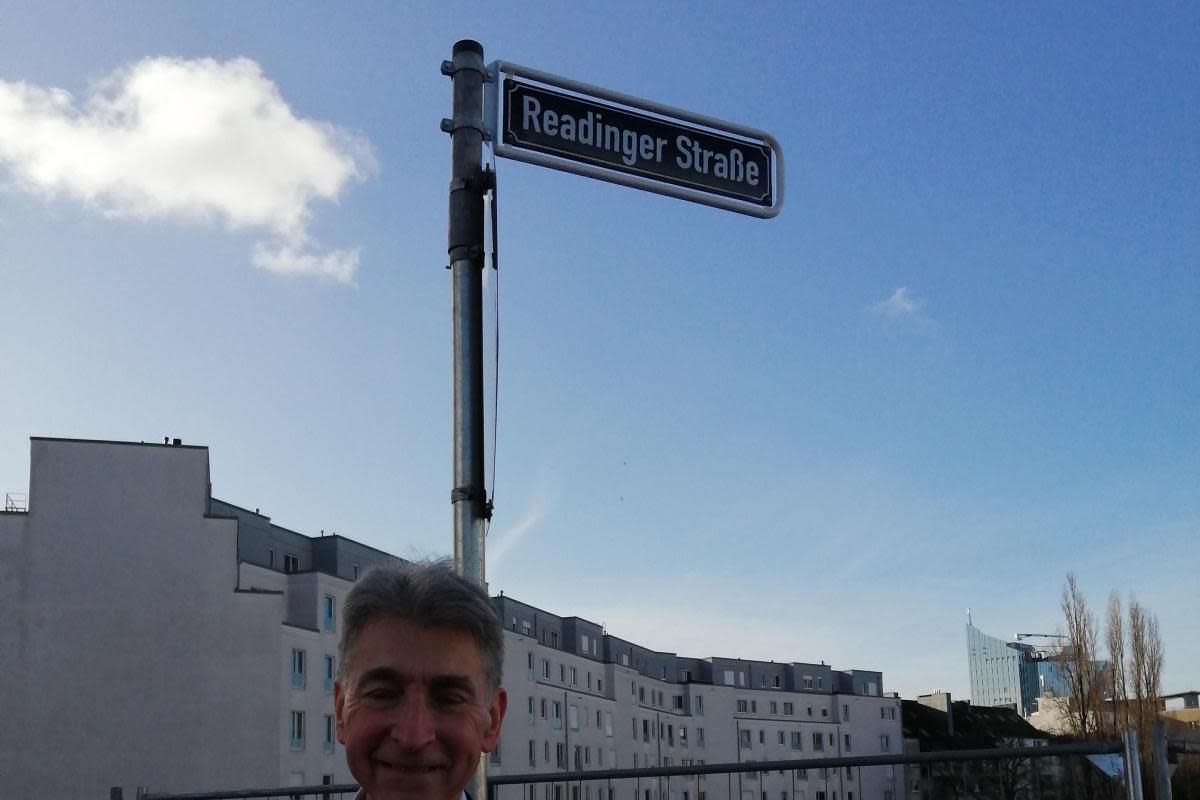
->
1, 437, 903, 800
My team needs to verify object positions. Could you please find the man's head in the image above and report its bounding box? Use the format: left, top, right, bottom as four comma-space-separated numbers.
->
335, 559, 507, 800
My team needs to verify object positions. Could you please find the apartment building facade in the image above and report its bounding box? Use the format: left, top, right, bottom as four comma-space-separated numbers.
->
491, 596, 905, 800
1, 437, 903, 800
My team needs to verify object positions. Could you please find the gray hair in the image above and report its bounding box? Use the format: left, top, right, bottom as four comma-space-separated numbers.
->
337, 559, 504, 695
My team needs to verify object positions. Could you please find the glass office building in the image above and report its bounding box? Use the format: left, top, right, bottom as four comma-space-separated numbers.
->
967, 622, 1062, 717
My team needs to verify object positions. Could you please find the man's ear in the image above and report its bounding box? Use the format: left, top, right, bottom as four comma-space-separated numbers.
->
482, 688, 508, 751
334, 680, 347, 744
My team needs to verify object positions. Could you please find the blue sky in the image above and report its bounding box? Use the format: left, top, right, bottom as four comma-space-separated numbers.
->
1, 3, 1196, 700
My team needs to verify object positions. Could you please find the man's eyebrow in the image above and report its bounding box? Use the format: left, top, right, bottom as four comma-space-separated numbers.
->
356, 666, 405, 686
429, 674, 477, 695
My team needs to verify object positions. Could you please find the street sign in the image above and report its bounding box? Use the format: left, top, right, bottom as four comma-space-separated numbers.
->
486, 62, 783, 218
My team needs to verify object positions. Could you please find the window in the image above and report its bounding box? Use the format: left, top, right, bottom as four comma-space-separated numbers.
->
540, 659, 551, 679
680, 726, 689, 746
803, 675, 813, 689
643, 719, 651, 742
529, 739, 537, 767
573, 745, 582, 770
608, 749, 616, 768
560, 664, 566, 682
323, 595, 336, 632
812, 733, 823, 751
807, 706, 813, 717
844, 768, 852, 780
323, 654, 335, 693
569, 667, 578, 686
758, 729, 765, 744
681, 669, 691, 681
604, 711, 613, 736
639, 686, 646, 703
843, 734, 851, 751
697, 727, 705, 747
668, 724, 675, 746
778, 731, 785, 744
739, 729, 752, 747
738, 700, 748, 712
621, 653, 629, 666
790, 732, 803, 750
569, 704, 579, 731
352, 563, 359, 580
597, 678, 603, 693
588, 671, 594, 689
880, 735, 890, 752
739, 673, 746, 687
556, 743, 566, 768
773, 676, 781, 688
290, 711, 305, 749
694, 695, 704, 714
522, 620, 532, 635
541, 698, 547, 718
284, 554, 299, 574
322, 775, 334, 786
770, 701, 778, 714
796, 769, 808, 780
582, 634, 590, 652
752, 701, 758, 713
821, 708, 828, 718
724, 670, 736, 685
291, 649, 306, 688
841, 705, 848, 721
528, 697, 535, 725
817, 676, 823, 690
784, 702, 793, 715
267, 548, 275, 568
323, 714, 335, 752
880, 707, 886, 719
552, 701, 562, 729
674, 694, 685, 710
584, 746, 592, 766
551, 631, 559, 647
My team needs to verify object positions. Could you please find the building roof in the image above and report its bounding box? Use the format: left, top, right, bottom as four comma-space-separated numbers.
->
902, 699, 1052, 749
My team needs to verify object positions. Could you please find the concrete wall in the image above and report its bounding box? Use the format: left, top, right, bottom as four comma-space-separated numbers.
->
0, 439, 284, 799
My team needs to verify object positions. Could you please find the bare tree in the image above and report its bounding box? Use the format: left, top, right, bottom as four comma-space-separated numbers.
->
1056, 573, 1105, 738
1105, 591, 1129, 736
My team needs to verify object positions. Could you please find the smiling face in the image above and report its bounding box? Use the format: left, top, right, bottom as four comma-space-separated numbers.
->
335, 617, 507, 800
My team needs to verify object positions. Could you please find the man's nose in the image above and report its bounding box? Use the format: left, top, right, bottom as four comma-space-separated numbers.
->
389, 693, 436, 750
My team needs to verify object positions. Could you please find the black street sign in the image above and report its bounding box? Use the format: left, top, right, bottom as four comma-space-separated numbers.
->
502, 78, 774, 207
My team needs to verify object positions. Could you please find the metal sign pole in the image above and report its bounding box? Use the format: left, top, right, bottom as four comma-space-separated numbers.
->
445, 37, 489, 800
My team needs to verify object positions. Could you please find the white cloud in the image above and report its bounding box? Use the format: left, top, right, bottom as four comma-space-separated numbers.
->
0, 56, 373, 282
873, 286, 921, 318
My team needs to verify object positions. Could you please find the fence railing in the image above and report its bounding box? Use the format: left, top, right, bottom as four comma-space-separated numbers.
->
118, 735, 1200, 800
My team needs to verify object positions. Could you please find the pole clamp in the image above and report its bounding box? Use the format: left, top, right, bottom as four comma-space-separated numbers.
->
440, 117, 491, 141
451, 486, 493, 520
441, 60, 488, 79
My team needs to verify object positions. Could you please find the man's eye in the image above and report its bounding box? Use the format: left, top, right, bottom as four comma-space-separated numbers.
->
363, 687, 398, 703
434, 691, 470, 707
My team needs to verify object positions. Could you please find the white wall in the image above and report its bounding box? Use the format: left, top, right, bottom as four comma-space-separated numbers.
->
0, 440, 284, 799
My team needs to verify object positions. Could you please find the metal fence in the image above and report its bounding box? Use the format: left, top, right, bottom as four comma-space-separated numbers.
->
115, 733, 1199, 800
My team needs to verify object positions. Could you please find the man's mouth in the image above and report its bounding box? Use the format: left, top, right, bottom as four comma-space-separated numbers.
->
373, 759, 445, 774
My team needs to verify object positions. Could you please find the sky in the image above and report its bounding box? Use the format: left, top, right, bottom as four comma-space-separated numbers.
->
1, 3, 1196, 701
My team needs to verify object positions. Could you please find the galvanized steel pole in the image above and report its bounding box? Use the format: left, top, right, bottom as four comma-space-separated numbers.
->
445, 37, 488, 800
1153, 720, 1172, 800
445, 38, 488, 586
1124, 730, 1145, 800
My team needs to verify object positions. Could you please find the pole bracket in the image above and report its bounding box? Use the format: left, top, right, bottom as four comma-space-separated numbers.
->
441, 117, 491, 141
441, 60, 488, 79
451, 486, 493, 520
